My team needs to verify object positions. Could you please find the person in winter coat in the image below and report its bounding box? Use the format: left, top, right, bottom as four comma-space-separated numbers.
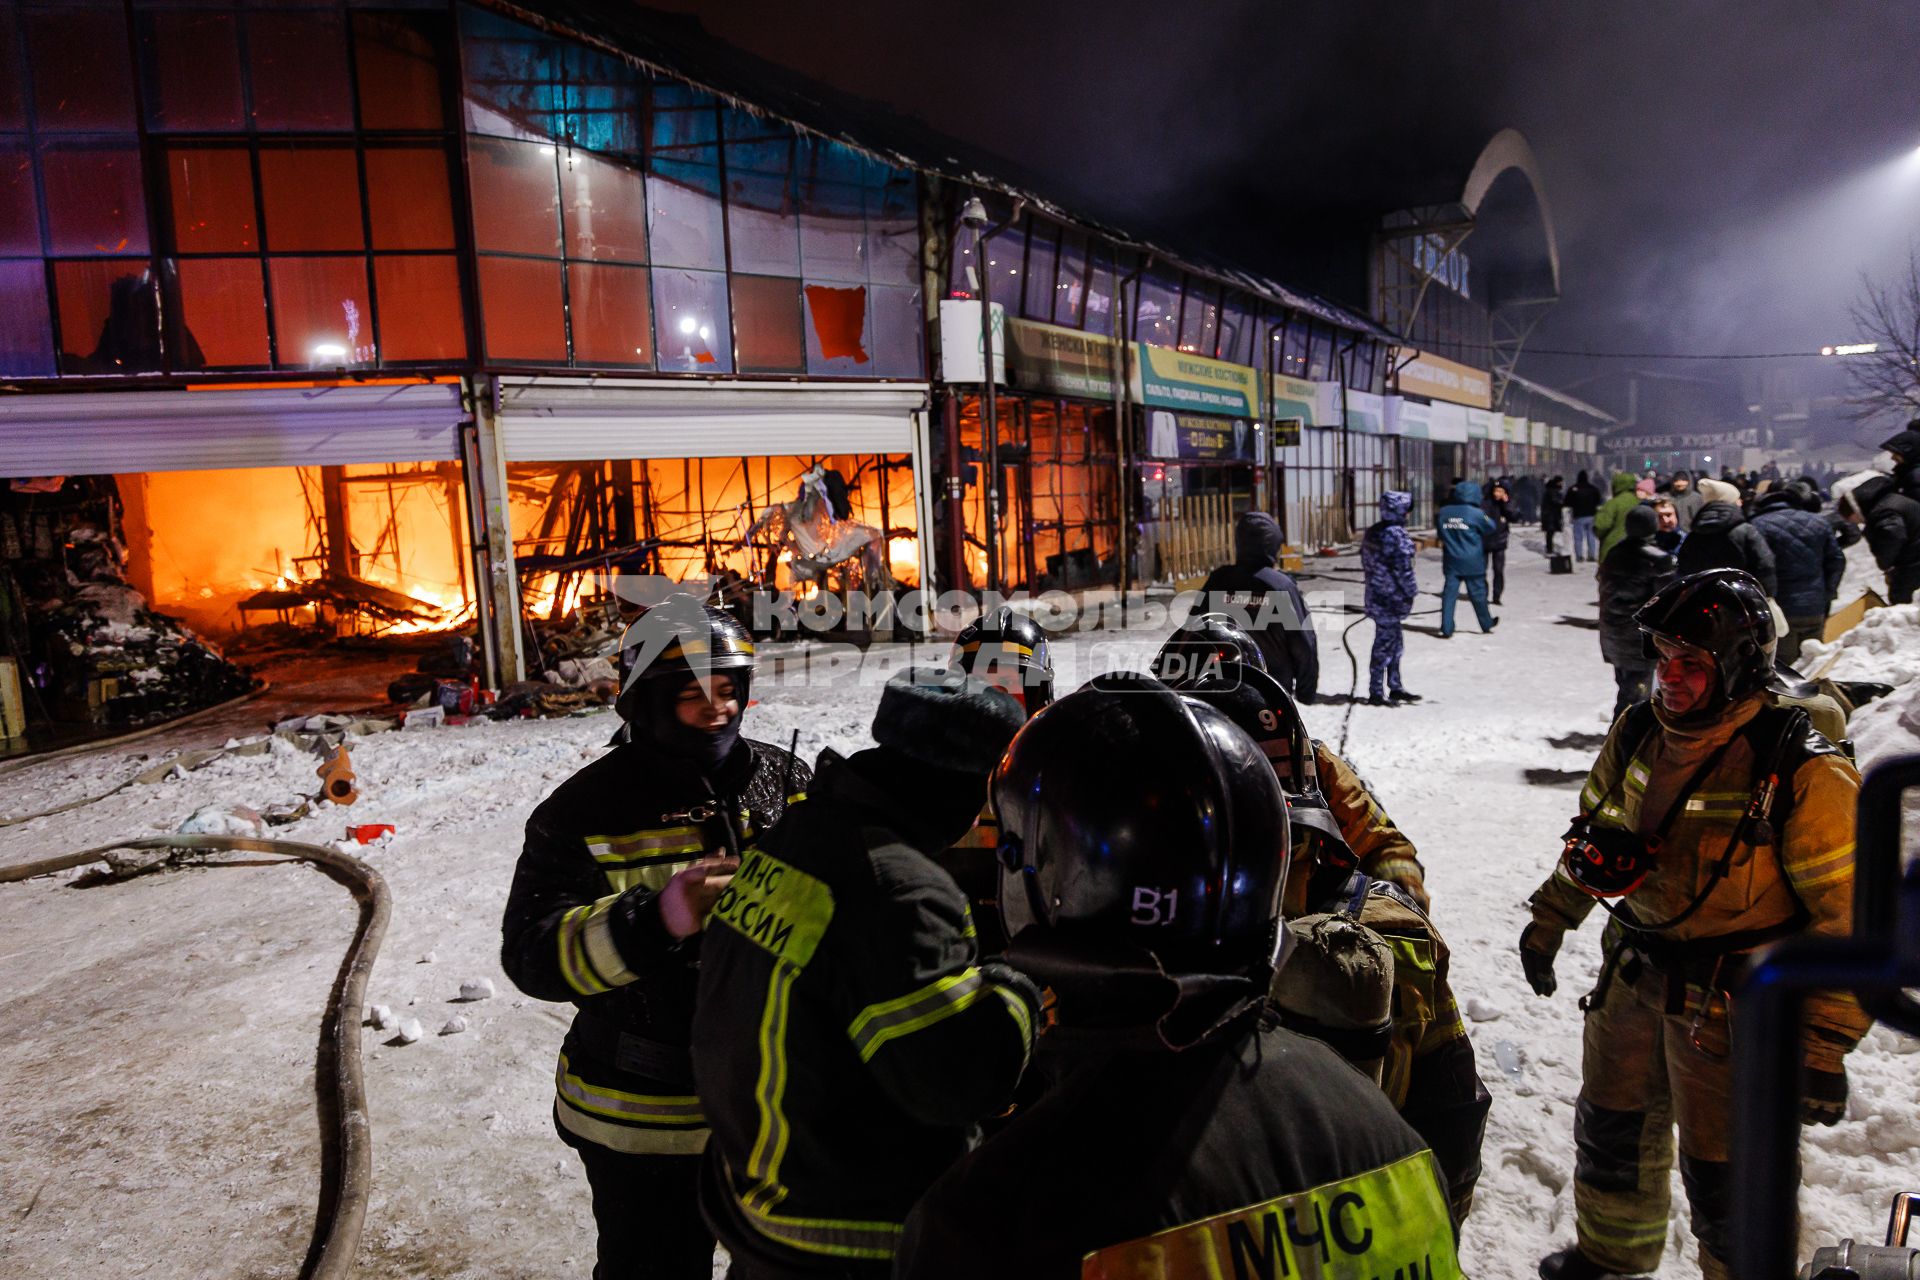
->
1666, 471, 1705, 531
1676, 478, 1778, 596
1750, 488, 1845, 664
1482, 479, 1514, 604
1838, 471, 1920, 604
1436, 480, 1499, 637
1592, 472, 1643, 562
501, 600, 810, 1280
693, 669, 1040, 1280
1651, 497, 1684, 553
1197, 510, 1320, 702
1596, 504, 1676, 714
1566, 470, 1603, 561
1542, 476, 1566, 554
1878, 424, 1920, 501
1361, 490, 1420, 704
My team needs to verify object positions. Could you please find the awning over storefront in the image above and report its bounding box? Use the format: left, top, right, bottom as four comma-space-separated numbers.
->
0, 382, 468, 477
494, 377, 928, 462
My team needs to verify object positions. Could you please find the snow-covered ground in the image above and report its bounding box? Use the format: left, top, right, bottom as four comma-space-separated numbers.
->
2, 538, 1917, 1278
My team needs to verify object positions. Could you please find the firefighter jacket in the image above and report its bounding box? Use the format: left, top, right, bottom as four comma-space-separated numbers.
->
1315, 741, 1427, 900
500, 734, 808, 1156
1528, 692, 1871, 1072
1309, 874, 1488, 1231
691, 750, 1042, 1273
896, 1012, 1462, 1280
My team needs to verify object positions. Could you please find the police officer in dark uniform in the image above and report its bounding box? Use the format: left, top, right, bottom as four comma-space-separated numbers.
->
897, 675, 1461, 1279
501, 597, 809, 1279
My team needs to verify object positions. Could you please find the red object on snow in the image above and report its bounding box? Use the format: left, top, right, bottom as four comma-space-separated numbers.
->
347, 824, 395, 844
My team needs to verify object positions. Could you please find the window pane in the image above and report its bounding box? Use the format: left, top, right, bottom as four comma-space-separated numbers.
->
803, 280, 869, 374
568, 262, 652, 367
726, 168, 798, 276
1307, 324, 1333, 380
799, 179, 865, 283
367, 146, 453, 250
138, 11, 244, 132
353, 11, 446, 130
270, 256, 373, 368
0, 14, 23, 131
731, 273, 802, 374
652, 265, 730, 372
1022, 223, 1058, 322
555, 41, 641, 155
870, 283, 923, 379
27, 8, 136, 132
1179, 281, 1218, 355
1135, 270, 1180, 347
54, 260, 160, 374
562, 149, 647, 262
982, 223, 1024, 311
866, 168, 918, 287
375, 254, 464, 363
650, 83, 718, 154
459, 8, 557, 143
1220, 300, 1255, 366
42, 141, 148, 256
1281, 314, 1309, 375
469, 136, 560, 256
248, 11, 353, 130
171, 257, 269, 368
166, 147, 256, 254
261, 146, 364, 251
647, 155, 723, 269
1083, 245, 1116, 336
0, 139, 38, 255
477, 254, 565, 361
0, 260, 54, 377
1055, 232, 1088, 328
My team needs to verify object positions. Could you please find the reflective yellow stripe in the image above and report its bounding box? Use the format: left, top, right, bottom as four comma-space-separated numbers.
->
744, 960, 801, 1213
993, 985, 1033, 1071
605, 858, 696, 896
580, 896, 634, 987
1788, 841, 1854, 884
554, 1102, 710, 1155
557, 903, 612, 996
586, 826, 706, 865
736, 1199, 903, 1261
1080, 1149, 1460, 1278
554, 1052, 705, 1126
847, 969, 988, 1063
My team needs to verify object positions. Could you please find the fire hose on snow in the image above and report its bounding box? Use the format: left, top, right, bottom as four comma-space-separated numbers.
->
0, 834, 390, 1280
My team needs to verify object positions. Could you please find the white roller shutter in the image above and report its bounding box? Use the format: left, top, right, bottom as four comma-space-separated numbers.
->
496, 377, 927, 462
0, 383, 467, 477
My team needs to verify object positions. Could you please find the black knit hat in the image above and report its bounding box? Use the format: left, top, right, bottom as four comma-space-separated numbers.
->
871, 668, 1025, 774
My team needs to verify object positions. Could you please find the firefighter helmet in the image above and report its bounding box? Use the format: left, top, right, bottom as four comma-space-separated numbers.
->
1635, 569, 1775, 710
952, 606, 1054, 714
1151, 612, 1267, 689
991, 672, 1290, 983
614, 594, 757, 723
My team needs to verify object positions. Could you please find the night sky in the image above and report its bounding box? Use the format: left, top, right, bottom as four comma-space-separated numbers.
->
648, 0, 1920, 396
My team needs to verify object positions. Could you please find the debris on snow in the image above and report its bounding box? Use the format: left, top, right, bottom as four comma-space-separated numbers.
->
439, 1015, 469, 1036
393, 1018, 423, 1045
418, 951, 437, 965
177, 805, 266, 839
368, 1004, 396, 1031
1463, 996, 1504, 1023
457, 978, 495, 1002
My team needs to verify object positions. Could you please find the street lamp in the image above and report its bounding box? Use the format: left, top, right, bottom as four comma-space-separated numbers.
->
963, 196, 1023, 596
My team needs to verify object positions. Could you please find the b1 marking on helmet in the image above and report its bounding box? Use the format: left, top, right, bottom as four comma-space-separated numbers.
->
1131, 886, 1180, 925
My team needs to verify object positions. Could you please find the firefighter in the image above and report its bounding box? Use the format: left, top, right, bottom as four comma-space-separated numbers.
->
1520, 569, 1871, 1280
1153, 616, 1433, 910
499, 597, 809, 1280
943, 606, 1055, 954
896, 676, 1461, 1279
690, 668, 1040, 1279
1178, 666, 1489, 1231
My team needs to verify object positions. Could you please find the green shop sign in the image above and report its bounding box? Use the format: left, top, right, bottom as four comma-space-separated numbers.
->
1131, 343, 1261, 418
1004, 318, 1119, 399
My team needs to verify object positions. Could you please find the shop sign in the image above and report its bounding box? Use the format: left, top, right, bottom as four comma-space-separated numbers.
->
1391, 348, 1492, 409
1345, 389, 1387, 435
1428, 400, 1470, 443
1503, 415, 1529, 444
1384, 396, 1431, 439
1146, 410, 1256, 461
1004, 318, 1118, 399
1606, 428, 1759, 452
1271, 416, 1303, 449
1270, 373, 1333, 427
937, 299, 1006, 384
1465, 408, 1495, 439
1551, 425, 1571, 451
1131, 343, 1261, 418
1529, 421, 1550, 447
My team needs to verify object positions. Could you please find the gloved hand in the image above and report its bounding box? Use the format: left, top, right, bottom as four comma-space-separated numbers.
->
1372, 858, 1431, 913
1801, 1067, 1848, 1126
1519, 922, 1562, 998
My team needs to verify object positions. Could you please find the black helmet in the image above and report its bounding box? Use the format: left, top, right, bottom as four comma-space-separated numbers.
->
992, 673, 1290, 987
614, 594, 757, 724
1635, 569, 1774, 710
1178, 665, 1357, 904
1151, 612, 1267, 688
952, 606, 1054, 714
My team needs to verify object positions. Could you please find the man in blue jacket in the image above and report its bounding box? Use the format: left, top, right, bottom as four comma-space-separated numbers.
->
1750, 487, 1845, 665
1436, 481, 1499, 638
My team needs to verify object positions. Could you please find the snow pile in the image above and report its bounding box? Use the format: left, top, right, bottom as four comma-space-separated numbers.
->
1799, 602, 1920, 687
1832, 537, 1886, 608
1850, 683, 1920, 768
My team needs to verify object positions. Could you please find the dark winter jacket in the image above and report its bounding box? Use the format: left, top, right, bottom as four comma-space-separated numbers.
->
1597, 511, 1676, 668
1879, 428, 1920, 502
1665, 483, 1705, 532
896, 1015, 1460, 1280
1362, 490, 1419, 622
1593, 472, 1643, 560
1750, 490, 1845, 621
1541, 480, 1565, 534
1198, 511, 1320, 702
1565, 472, 1603, 519
693, 749, 1041, 1275
1436, 481, 1498, 577
1850, 474, 1920, 575
1676, 502, 1779, 596
1480, 485, 1512, 554
501, 733, 809, 1156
